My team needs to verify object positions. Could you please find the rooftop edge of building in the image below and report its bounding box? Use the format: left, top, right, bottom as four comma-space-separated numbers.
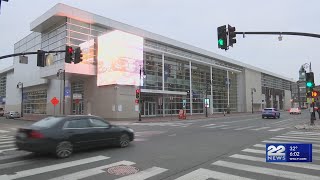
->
29, 3, 295, 82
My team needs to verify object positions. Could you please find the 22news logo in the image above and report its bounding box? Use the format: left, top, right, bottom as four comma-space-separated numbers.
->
266, 144, 286, 162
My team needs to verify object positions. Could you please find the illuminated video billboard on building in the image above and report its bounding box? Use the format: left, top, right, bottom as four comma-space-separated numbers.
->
97, 30, 144, 86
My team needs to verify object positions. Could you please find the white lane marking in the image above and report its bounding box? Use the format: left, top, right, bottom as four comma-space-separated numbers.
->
262, 140, 320, 148
0, 148, 17, 153
49, 161, 135, 180
0, 130, 10, 133
268, 119, 293, 125
207, 125, 228, 129
0, 160, 36, 170
275, 135, 320, 141
230, 154, 320, 170
242, 148, 264, 154
115, 166, 168, 180
253, 144, 266, 148
288, 131, 320, 134
0, 155, 109, 180
168, 134, 176, 136
222, 118, 260, 124
10, 128, 17, 131
134, 138, 148, 142
174, 168, 254, 180
270, 137, 320, 143
283, 134, 320, 138
251, 127, 270, 131
235, 126, 256, 130
0, 144, 15, 148
212, 160, 320, 180
0, 141, 14, 145
201, 124, 216, 127
0, 138, 14, 141
0, 136, 13, 139
285, 132, 320, 136
220, 126, 238, 130
268, 128, 286, 132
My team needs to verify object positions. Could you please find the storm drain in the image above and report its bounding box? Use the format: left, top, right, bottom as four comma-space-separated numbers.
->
107, 165, 140, 176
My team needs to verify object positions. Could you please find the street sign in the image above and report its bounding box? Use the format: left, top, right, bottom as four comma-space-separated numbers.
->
204, 98, 210, 108
65, 87, 71, 97
51, 97, 59, 106
19, 56, 28, 64
182, 100, 186, 108
73, 93, 82, 99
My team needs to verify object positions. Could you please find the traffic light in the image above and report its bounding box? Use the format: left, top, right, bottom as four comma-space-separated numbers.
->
217, 25, 227, 50
312, 91, 319, 97
74, 47, 83, 64
228, 24, 236, 47
136, 89, 140, 99
65, 46, 73, 63
135, 99, 139, 104
306, 72, 314, 88
37, 50, 45, 67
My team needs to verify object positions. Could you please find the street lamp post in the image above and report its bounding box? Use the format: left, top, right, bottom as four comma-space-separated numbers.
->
57, 69, 65, 115
251, 88, 256, 114
16, 82, 23, 117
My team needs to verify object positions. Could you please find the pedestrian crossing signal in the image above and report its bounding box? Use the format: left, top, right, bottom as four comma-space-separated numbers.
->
312, 91, 319, 97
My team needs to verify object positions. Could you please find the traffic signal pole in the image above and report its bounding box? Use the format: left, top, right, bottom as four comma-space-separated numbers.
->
0, 50, 66, 60
235, 31, 320, 38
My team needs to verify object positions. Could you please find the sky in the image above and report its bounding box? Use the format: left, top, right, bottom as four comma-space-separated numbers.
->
1, 0, 320, 82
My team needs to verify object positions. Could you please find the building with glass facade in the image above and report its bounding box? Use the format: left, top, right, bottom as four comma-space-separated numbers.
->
0, 4, 294, 120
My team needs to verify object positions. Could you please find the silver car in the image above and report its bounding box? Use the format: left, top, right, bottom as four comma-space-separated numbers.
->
5, 111, 20, 119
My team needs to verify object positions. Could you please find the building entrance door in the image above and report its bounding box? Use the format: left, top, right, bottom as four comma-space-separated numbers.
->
144, 102, 156, 116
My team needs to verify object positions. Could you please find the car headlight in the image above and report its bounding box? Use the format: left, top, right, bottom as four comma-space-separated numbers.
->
128, 128, 134, 133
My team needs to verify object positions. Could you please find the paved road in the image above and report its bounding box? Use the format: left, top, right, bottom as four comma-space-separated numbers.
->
0, 111, 319, 180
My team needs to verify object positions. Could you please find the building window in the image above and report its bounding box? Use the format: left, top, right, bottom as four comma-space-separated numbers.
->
23, 90, 47, 114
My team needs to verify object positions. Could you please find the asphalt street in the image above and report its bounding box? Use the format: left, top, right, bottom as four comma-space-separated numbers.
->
0, 111, 319, 180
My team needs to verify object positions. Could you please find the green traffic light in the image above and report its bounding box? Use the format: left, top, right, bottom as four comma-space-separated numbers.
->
306, 82, 313, 87
218, 39, 224, 46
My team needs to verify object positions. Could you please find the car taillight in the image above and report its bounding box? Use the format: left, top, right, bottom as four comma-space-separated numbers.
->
29, 131, 44, 139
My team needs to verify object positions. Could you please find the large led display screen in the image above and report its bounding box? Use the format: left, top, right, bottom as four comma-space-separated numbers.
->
97, 30, 144, 86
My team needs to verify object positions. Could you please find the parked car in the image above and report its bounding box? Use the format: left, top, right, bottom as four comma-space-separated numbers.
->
15, 115, 135, 158
289, 107, 301, 114
5, 111, 20, 119
262, 108, 280, 119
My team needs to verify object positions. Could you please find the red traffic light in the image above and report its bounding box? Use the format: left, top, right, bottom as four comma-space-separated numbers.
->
136, 89, 140, 93
68, 47, 73, 54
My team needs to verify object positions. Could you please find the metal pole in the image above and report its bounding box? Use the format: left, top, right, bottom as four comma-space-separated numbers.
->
205, 87, 208, 117
297, 82, 301, 108
63, 70, 65, 115
235, 31, 320, 39
139, 65, 142, 121
21, 83, 23, 117
227, 70, 230, 110
251, 89, 254, 114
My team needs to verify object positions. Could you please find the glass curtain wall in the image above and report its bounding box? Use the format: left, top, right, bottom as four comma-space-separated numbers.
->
71, 81, 85, 115
23, 90, 47, 114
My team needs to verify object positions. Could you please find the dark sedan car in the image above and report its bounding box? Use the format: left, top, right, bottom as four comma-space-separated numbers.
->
15, 115, 135, 158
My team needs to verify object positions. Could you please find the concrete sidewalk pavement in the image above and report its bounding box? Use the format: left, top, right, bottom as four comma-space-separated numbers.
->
14, 111, 262, 124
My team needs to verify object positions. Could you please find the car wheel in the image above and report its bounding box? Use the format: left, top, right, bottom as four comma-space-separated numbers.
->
55, 141, 73, 158
119, 133, 130, 148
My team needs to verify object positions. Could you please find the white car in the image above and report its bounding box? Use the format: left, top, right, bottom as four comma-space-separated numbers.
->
289, 108, 301, 114
5, 111, 20, 119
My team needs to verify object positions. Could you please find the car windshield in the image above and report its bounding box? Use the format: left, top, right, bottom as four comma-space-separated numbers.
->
32, 117, 64, 128
264, 108, 274, 111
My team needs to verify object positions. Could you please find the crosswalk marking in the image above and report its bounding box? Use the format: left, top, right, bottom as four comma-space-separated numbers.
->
115, 166, 168, 180
230, 154, 320, 170
283, 133, 320, 137
268, 128, 286, 132
49, 160, 135, 180
0, 130, 10, 133
235, 126, 256, 130
0, 144, 14, 148
242, 148, 264, 154
253, 144, 320, 153
174, 168, 254, 180
251, 127, 270, 131
0, 138, 14, 141
285, 132, 320, 136
220, 126, 236, 129
212, 160, 320, 180
287, 131, 320, 135
0, 148, 17, 153
0, 155, 110, 180
269, 119, 293, 125
207, 125, 228, 129
275, 135, 320, 141
201, 124, 216, 127
270, 137, 320, 143
262, 140, 320, 148
0, 141, 14, 145
0, 160, 36, 170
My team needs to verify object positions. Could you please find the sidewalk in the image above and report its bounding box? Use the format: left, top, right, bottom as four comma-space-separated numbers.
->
15, 112, 261, 123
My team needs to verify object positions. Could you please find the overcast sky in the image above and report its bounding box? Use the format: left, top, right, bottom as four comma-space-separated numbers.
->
1, 0, 319, 82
